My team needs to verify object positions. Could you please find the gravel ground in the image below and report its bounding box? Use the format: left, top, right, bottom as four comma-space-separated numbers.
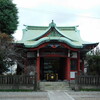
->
67, 91, 100, 100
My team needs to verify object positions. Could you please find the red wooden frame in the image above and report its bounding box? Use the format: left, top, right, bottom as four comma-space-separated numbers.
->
24, 42, 81, 81
29, 42, 80, 52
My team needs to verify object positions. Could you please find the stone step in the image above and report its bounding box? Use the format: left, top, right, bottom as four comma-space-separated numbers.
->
39, 81, 71, 90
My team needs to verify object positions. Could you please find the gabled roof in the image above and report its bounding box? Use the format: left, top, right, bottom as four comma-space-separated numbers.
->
17, 21, 98, 49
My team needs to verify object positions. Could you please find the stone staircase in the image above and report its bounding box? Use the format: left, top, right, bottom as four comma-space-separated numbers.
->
39, 81, 71, 90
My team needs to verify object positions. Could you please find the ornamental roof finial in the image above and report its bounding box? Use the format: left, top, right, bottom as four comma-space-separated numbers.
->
49, 20, 56, 27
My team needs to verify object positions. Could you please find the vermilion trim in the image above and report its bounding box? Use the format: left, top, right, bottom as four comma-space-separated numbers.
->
29, 42, 79, 51
70, 70, 77, 71
36, 33, 51, 40
29, 43, 49, 50
40, 55, 67, 57
36, 57, 40, 81
77, 52, 80, 75
70, 78, 75, 80
60, 43, 79, 51
66, 57, 70, 80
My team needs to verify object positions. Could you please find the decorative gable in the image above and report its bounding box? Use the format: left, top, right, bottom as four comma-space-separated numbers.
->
47, 28, 63, 37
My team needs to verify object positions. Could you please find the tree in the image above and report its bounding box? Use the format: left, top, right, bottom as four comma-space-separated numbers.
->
86, 47, 100, 75
0, 0, 19, 74
0, 33, 13, 74
0, 33, 25, 74
0, 0, 18, 35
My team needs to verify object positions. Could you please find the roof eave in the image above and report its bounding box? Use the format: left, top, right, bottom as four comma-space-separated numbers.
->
24, 37, 83, 49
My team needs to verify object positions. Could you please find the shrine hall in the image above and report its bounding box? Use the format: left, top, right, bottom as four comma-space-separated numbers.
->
16, 21, 98, 81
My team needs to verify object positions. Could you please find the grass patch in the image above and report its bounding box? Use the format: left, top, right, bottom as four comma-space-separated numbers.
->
0, 89, 34, 92
81, 89, 100, 91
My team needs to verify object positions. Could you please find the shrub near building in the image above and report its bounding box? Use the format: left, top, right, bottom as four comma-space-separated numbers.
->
87, 47, 100, 75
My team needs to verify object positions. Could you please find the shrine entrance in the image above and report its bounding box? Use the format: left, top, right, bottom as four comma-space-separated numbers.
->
40, 57, 66, 81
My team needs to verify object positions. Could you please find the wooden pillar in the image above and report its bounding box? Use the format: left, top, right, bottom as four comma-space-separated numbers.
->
77, 52, 80, 75
65, 57, 70, 80
36, 50, 40, 81
67, 57, 70, 80
65, 58, 67, 80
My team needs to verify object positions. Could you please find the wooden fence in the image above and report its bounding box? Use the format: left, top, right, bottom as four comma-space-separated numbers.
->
0, 75, 34, 85
0, 74, 38, 90
75, 75, 100, 90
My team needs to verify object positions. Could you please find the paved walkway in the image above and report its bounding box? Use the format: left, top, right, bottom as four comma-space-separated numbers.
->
0, 90, 100, 100
67, 91, 100, 100
0, 92, 48, 100
48, 90, 74, 100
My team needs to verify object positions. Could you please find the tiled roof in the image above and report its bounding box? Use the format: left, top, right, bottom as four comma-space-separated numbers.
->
17, 21, 98, 48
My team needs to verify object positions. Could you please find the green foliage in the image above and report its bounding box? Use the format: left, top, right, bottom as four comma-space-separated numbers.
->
87, 47, 100, 75
81, 89, 100, 91
0, 0, 19, 74
0, 0, 18, 35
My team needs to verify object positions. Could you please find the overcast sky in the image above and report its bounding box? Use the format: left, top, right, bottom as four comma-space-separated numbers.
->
13, 0, 100, 46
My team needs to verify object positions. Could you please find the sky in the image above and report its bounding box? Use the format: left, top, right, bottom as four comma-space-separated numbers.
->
12, 0, 100, 46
